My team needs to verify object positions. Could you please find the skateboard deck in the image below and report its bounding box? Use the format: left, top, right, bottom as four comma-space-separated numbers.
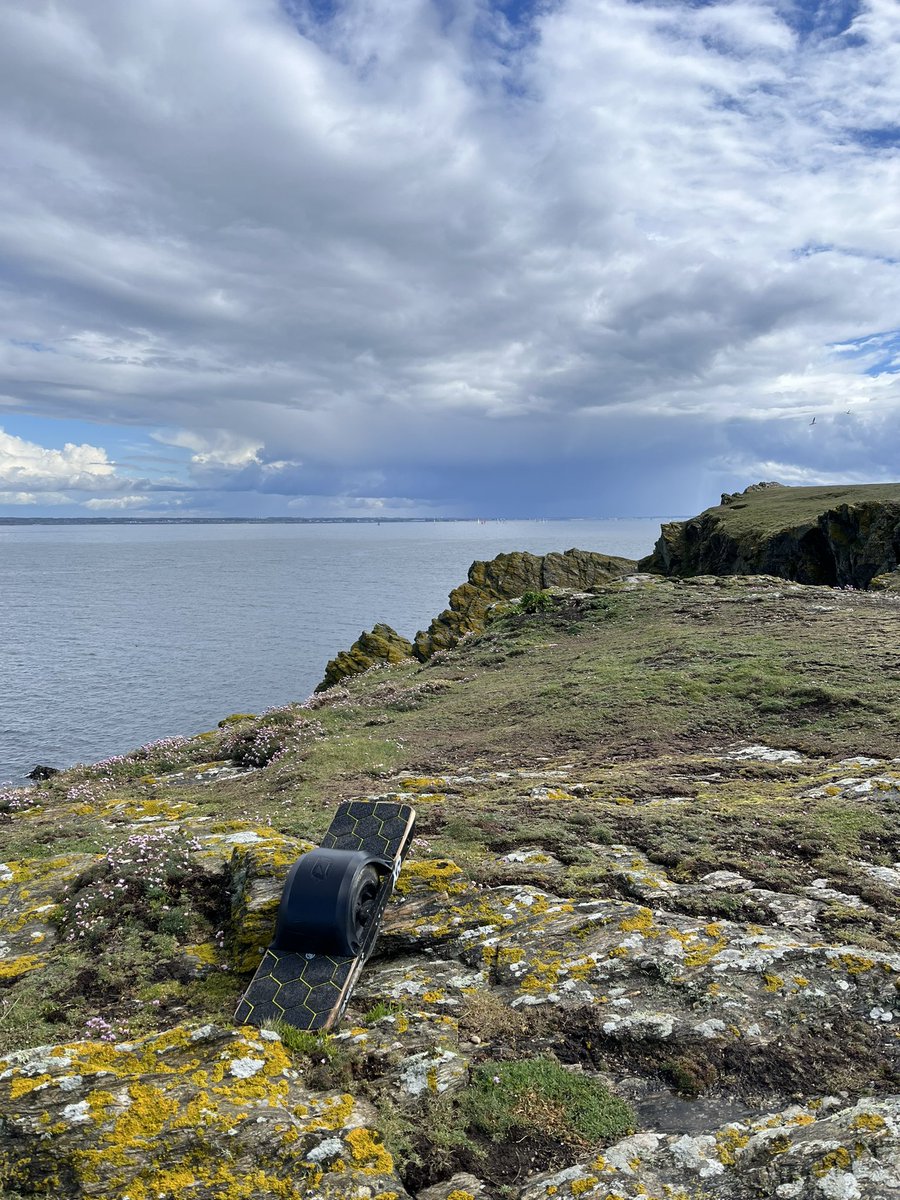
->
234, 799, 416, 1031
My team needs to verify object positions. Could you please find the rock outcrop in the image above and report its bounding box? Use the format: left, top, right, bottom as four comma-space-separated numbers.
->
640, 481, 900, 587
317, 549, 635, 691
871, 567, 900, 592
412, 548, 635, 660
0, 1023, 407, 1198
318, 622, 415, 692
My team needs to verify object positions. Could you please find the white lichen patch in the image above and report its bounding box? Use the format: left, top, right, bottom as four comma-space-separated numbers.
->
306, 1136, 345, 1161
229, 1056, 265, 1078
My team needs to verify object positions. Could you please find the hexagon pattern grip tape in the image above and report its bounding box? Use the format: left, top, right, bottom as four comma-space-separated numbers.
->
234, 800, 416, 1032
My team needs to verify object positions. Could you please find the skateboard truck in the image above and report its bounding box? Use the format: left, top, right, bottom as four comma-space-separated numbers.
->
273, 848, 391, 958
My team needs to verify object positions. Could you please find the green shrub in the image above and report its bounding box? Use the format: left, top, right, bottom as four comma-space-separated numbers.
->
463, 1057, 635, 1147
518, 589, 555, 614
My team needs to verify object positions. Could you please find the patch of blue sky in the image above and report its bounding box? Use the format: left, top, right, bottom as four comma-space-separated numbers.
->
829, 330, 900, 376
849, 126, 900, 151
776, 0, 862, 41
10, 339, 56, 354
792, 243, 899, 266
625, 0, 863, 41
0, 413, 194, 478
279, 0, 336, 28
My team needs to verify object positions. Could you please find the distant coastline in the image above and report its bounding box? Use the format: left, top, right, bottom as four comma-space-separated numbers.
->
0, 516, 479, 526
0, 516, 666, 526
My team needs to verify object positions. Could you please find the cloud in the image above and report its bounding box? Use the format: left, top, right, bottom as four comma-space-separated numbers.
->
152, 429, 264, 468
0, 428, 116, 491
0, 490, 71, 506
83, 495, 152, 510
0, 0, 898, 515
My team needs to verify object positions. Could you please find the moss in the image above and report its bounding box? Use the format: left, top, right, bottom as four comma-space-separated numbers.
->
463, 1057, 635, 1148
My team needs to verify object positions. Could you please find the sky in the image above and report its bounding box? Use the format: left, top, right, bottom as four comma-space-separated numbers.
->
0, 0, 898, 519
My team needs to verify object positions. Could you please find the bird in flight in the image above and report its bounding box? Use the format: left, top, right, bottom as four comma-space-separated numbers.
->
810, 417, 816, 425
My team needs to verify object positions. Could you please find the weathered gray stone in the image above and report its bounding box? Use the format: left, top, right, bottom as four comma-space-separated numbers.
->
517, 1096, 900, 1199
0, 1023, 409, 1199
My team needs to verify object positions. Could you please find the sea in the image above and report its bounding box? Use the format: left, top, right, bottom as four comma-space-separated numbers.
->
0, 518, 669, 785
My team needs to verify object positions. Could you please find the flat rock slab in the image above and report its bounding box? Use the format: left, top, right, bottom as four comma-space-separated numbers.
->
0, 1023, 409, 1199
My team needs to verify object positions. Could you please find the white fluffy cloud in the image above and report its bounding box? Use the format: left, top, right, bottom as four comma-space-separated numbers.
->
0, 429, 116, 491
0, 0, 898, 514
83, 495, 151, 510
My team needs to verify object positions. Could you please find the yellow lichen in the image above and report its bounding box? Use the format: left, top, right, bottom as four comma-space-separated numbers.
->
813, 1147, 853, 1177
396, 858, 469, 897
0, 954, 44, 980
619, 907, 654, 934
307, 1091, 355, 1131
850, 1111, 887, 1132
836, 953, 876, 975
715, 1127, 750, 1164
570, 1176, 599, 1195
344, 1127, 394, 1174
8, 1072, 53, 1100
182, 942, 219, 966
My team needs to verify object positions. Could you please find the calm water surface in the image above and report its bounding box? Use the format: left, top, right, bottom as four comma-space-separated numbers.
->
0, 519, 668, 783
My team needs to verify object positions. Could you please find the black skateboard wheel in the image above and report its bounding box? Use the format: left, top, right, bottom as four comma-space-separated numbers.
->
272, 848, 390, 957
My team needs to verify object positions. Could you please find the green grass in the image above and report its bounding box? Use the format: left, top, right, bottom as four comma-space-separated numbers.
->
363, 1000, 405, 1023
269, 1022, 339, 1059
463, 1057, 635, 1147
699, 482, 900, 537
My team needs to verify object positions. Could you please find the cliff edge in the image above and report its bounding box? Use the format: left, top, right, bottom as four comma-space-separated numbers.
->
317, 548, 635, 690
639, 481, 900, 586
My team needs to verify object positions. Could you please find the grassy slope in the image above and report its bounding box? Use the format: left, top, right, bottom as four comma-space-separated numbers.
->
696, 482, 900, 537
3, 573, 900, 1058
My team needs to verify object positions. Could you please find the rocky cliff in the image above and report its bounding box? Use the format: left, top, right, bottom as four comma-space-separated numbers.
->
2, 573, 899, 1199
318, 548, 635, 690
318, 623, 415, 692
412, 547, 635, 660
640, 481, 900, 587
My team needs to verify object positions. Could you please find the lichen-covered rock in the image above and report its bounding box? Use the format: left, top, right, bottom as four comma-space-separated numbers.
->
373, 853, 899, 1106
224, 832, 314, 972
871, 568, 900, 592
517, 1095, 900, 1199
336, 1011, 468, 1102
0, 1023, 409, 1199
318, 624, 415, 692
418, 1173, 491, 1200
640, 482, 900, 587
413, 549, 635, 660
0, 852, 93, 977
